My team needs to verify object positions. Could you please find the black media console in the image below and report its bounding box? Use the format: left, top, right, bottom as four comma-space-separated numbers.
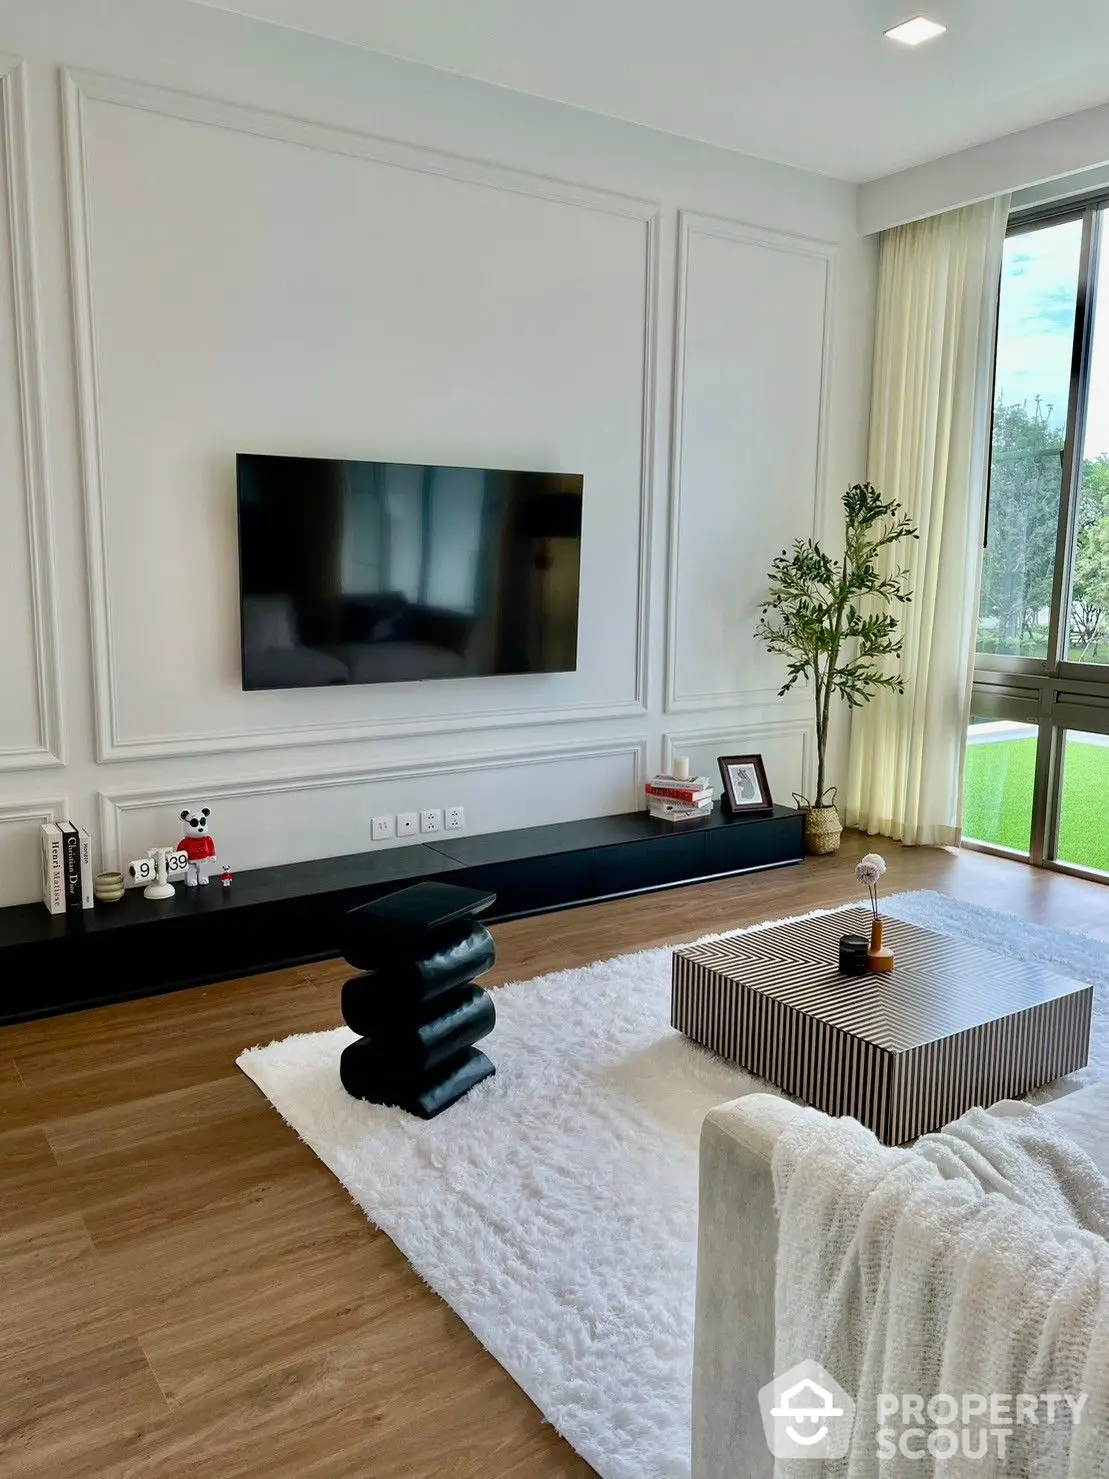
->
0, 805, 803, 1024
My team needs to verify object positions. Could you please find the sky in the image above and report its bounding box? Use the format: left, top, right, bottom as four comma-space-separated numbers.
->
996, 216, 1109, 461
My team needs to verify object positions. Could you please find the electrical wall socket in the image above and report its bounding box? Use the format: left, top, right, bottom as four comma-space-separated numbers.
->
445, 806, 466, 831
371, 814, 395, 842
420, 807, 443, 834
396, 812, 419, 837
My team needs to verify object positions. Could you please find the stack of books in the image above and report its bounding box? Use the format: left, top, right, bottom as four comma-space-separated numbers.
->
40, 821, 94, 915
645, 771, 715, 823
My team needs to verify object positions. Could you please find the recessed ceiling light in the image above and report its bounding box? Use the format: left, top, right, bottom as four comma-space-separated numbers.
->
886, 16, 947, 45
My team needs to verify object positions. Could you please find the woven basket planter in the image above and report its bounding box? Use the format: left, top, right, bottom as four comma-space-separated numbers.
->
803, 801, 842, 856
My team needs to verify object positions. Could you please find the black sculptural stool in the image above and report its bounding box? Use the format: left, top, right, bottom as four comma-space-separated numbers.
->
338, 881, 497, 1119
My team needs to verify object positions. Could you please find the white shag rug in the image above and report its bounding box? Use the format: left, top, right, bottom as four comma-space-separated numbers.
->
237, 891, 1109, 1479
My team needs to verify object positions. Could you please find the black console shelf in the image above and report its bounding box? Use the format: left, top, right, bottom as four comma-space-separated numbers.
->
0, 805, 803, 1024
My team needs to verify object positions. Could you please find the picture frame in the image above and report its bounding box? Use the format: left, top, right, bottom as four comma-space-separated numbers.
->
717, 754, 773, 815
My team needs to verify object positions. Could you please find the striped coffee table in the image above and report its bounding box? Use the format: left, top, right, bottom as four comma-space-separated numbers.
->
672, 908, 1092, 1145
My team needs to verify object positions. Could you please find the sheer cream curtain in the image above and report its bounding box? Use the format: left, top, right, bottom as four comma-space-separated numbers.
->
846, 195, 1010, 846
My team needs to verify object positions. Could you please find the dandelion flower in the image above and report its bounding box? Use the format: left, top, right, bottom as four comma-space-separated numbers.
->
856, 853, 887, 917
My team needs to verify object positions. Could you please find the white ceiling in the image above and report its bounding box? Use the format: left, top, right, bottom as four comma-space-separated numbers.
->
190, 0, 1109, 183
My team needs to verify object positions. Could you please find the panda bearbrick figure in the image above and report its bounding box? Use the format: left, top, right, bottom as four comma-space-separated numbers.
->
177, 804, 218, 887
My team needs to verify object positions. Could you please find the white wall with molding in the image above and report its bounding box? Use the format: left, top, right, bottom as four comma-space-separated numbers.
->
0, 0, 874, 905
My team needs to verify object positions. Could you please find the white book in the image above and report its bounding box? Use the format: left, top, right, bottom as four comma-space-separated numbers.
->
40, 822, 65, 915
78, 826, 94, 909
648, 799, 713, 822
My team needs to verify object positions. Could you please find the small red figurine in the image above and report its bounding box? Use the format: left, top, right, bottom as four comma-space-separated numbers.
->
177, 804, 218, 887
221, 866, 233, 889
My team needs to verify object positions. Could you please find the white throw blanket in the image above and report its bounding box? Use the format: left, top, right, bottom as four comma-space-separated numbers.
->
771, 1103, 1109, 1477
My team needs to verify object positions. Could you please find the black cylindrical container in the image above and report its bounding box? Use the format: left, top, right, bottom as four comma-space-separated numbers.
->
839, 933, 870, 976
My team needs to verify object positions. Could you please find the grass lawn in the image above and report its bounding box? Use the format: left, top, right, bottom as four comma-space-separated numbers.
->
963, 736, 1109, 872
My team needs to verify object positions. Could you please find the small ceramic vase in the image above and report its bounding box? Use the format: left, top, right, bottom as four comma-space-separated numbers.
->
93, 871, 126, 904
868, 916, 895, 973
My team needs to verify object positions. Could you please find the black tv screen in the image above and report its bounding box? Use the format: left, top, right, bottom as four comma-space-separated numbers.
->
236, 454, 583, 690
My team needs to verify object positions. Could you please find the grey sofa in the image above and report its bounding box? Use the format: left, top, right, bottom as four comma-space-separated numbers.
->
692, 1080, 1109, 1479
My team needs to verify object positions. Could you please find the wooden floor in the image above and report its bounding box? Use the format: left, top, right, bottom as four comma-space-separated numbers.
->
2, 838, 1106, 1477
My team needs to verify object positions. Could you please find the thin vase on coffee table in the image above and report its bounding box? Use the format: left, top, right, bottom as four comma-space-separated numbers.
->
858, 851, 894, 971
869, 916, 894, 973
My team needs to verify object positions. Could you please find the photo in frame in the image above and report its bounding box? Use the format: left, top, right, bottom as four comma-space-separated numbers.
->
717, 753, 773, 814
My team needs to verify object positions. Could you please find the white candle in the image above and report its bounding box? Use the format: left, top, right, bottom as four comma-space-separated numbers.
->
673, 755, 692, 781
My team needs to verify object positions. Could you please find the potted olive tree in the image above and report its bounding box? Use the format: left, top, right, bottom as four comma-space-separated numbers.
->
755, 482, 917, 854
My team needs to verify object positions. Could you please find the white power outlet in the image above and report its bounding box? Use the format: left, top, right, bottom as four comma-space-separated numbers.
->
420, 807, 444, 835
445, 805, 466, 831
371, 814, 395, 842
396, 811, 419, 837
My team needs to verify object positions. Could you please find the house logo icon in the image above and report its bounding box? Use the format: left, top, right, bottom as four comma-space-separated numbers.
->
758, 1359, 856, 1459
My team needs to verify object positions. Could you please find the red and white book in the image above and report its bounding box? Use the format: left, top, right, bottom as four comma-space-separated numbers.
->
645, 780, 713, 804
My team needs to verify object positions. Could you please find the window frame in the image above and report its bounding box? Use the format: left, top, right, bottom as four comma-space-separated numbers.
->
968, 196, 1109, 876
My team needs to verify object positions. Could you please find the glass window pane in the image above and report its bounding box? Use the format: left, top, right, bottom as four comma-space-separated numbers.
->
979, 220, 1082, 659
1066, 212, 1109, 666
1056, 730, 1109, 873
962, 718, 1036, 854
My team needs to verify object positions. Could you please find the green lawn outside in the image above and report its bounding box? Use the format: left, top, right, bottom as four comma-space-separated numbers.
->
975, 628, 1109, 664
963, 736, 1109, 872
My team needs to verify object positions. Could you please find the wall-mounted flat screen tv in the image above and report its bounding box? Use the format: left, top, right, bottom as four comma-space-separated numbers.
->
236, 454, 584, 690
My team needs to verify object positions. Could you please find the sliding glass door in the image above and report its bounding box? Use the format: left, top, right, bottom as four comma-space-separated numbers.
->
966, 203, 1109, 878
